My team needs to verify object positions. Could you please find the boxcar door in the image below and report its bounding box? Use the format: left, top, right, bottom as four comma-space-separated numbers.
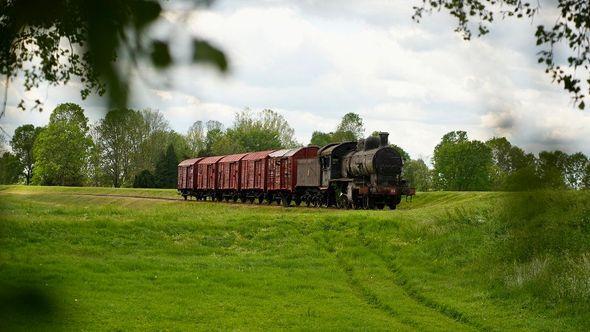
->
253, 160, 259, 189
279, 158, 286, 190
177, 167, 184, 189
230, 162, 238, 189
187, 165, 194, 189
284, 158, 291, 190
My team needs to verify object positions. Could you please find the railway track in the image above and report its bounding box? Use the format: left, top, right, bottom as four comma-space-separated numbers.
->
73, 193, 182, 202
70, 192, 400, 209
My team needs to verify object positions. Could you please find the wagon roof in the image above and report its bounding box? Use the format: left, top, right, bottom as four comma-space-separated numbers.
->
178, 158, 203, 167
242, 150, 276, 161
283, 147, 305, 157
219, 153, 249, 163
268, 149, 290, 158
199, 155, 224, 165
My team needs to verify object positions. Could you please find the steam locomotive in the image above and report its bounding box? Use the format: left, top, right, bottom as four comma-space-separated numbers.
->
177, 132, 414, 209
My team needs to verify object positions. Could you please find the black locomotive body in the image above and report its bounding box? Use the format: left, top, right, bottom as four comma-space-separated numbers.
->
306, 132, 409, 209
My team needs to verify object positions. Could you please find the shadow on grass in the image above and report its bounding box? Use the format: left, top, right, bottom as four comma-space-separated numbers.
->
0, 282, 64, 330
490, 191, 590, 312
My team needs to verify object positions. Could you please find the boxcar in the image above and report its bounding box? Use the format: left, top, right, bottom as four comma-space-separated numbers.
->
267, 149, 289, 194
196, 155, 224, 200
217, 153, 248, 201
267, 146, 319, 205
177, 158, 202, 198
240, 150, 275, 203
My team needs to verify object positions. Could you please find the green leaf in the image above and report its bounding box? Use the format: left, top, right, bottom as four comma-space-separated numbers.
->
151, 41, 172, 68
131, 0, 162, 29
192, 39, 228, 72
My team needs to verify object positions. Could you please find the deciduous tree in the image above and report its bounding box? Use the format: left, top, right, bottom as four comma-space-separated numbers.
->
403, 159, 432, 191
33, 103, 91, 186
186, 121, 206, 156
10, 124, 43, 184
334, 113, 364, 141
564, 152, 588, 190
230, 108, 298, 151
310, 113, 365, 146
538, 150, 569, 188
202, 121, 225, 156
433, 131, 493, 191
310, 131, 333, 147
583, 163, 590, 189
0, 152, 21, 184
96, 109, 145, 187
486, 137, 535, 189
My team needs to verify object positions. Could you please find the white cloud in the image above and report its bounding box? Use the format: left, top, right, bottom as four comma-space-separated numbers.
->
1, 0, 589, 159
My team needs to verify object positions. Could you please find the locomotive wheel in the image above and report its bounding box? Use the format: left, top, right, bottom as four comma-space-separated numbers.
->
258, 196, 264, 204
249, 197, 255, 204
353, 199, 362, 209
318, 196, 326, 207
182, 195, 187, 200
376, 203, 385, 210
232, 195, 238, 202
294, 197, 302, 206
388, 196, 401, 210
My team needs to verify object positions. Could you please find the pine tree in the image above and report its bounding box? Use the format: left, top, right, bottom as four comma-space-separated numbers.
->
154, 144, 178, 188
133, 170, 156, 188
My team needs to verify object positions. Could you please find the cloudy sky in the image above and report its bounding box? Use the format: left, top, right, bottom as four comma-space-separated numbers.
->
2, 0, 590, 161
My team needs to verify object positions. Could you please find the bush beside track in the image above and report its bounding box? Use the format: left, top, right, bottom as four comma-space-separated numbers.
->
0, 185, 588, 330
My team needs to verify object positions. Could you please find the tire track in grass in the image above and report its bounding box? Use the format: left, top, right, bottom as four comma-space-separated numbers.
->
335, 254, 419, 329
312, 222, 473, 331
356, 231, 488, 331
309, 227, 414, 330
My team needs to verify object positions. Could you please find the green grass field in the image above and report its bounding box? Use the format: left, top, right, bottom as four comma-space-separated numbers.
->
1, 186, 589, 331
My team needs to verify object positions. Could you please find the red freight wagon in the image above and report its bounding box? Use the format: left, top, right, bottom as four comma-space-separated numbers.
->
267, 149, 289, 193
177, 158, 203, 193
267, 146, 319, 193
241, 150, 275, 191
196, 155, 224, 191
217, 153, 248, 192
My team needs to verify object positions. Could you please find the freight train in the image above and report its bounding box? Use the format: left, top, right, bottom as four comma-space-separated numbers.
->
177, 132, 415, 209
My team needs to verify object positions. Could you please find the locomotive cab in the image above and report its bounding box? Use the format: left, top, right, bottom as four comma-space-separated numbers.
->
318, 141, 357, 187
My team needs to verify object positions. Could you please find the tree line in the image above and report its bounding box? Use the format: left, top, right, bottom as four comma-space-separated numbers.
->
408, 131, 590, 192
0, 103, 298, 188
1, 103, 589, 191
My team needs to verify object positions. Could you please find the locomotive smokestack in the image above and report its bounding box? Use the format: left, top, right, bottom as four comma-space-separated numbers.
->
378, 132, 389, 147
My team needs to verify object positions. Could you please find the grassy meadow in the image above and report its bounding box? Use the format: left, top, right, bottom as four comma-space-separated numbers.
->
0, 185, 589, 330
